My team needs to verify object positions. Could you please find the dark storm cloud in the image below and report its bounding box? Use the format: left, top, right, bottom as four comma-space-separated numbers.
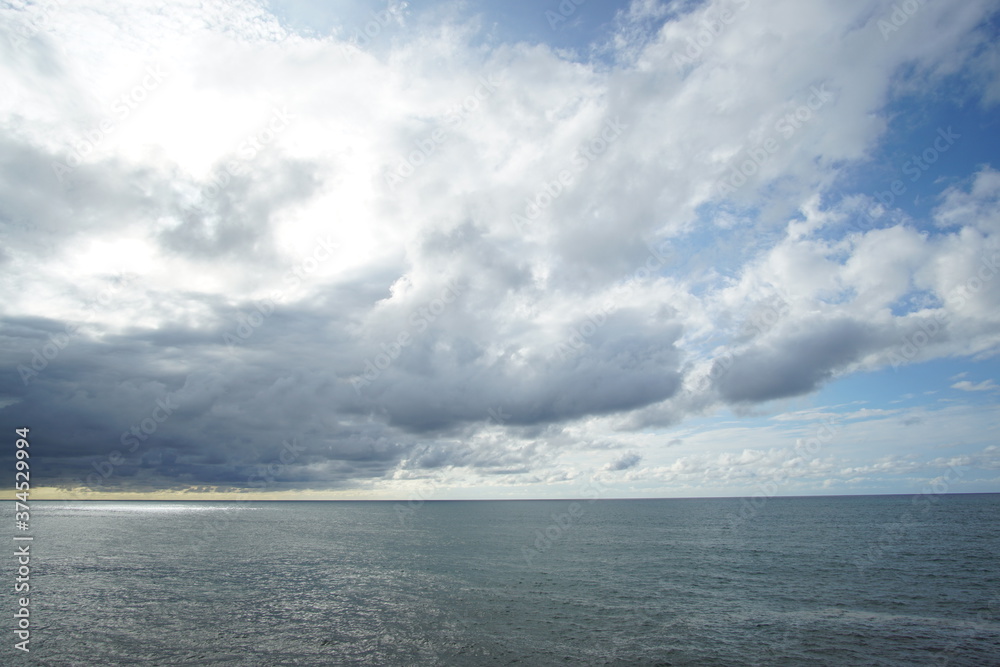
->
0, 260, 688, 490
0, 319, 419, 492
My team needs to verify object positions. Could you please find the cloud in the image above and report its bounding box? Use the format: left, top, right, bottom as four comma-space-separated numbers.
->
1, 0, 998, 495
605, 451, 642, 471
952, 379, 999, 392
713, 317, 894, 403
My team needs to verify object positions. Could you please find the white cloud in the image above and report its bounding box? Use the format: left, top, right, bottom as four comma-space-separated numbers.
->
952, 379, 999, 392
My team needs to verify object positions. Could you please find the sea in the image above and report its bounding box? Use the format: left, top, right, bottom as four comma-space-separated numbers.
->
4, 494, 999, 666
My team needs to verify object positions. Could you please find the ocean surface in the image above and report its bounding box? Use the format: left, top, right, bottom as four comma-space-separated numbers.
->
4, 494, 1000, 666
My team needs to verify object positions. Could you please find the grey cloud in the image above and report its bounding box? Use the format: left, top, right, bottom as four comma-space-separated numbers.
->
606, 451, 641, 470
160, 153, 324, 260
359, 316, 685, 431
403, 440, 543, 474
714, 317, 893, 403
0, 263, 687, 490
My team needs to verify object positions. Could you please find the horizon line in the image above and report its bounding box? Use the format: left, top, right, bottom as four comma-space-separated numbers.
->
19, 491, 1000, 502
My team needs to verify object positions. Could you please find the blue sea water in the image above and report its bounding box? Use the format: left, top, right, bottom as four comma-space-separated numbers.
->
4, 494, 1000, 665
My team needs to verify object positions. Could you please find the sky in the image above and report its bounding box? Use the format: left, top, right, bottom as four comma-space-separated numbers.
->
1, 0, 999, 501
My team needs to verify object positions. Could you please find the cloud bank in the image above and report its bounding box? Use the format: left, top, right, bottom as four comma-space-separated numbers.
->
1, 0, 998, 496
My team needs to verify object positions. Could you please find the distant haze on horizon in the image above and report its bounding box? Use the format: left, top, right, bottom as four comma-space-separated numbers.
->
1, 0, 999, 501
